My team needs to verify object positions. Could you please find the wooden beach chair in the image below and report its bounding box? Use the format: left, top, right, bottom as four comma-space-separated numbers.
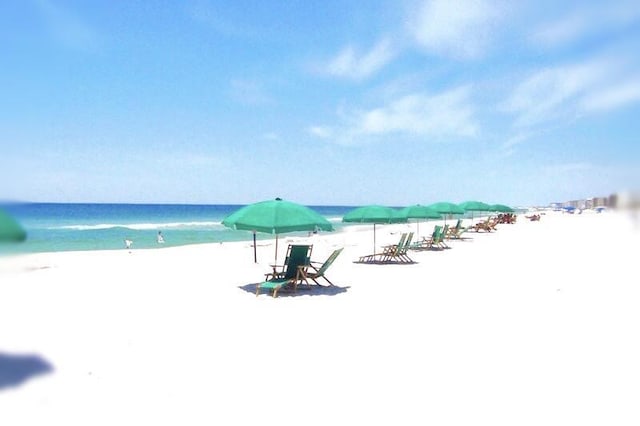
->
300, 247, 344, 286
446, 219, 469, 240
257, 244, 312, 297
470, 218, 493, 232
381, 232, 415, 263
411, 226, 442, 251
358, 233, 406, 264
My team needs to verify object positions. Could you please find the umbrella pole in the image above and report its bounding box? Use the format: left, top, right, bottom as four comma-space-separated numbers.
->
253, 231, 257, 263
275, 234, 279, 264
373, 223, 376, 254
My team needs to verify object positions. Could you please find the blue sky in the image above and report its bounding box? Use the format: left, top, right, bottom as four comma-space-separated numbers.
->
1, 0, 639, 207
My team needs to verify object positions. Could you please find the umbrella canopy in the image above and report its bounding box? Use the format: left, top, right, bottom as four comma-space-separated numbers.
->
458, 200, 492, 221
427, 202, 465, 215
489, 204, 515, 213
342, 205, 407, 224
399, 204, 442, 220
343, 205, 407, 254
221, 198, 333, 262
458, 200, 492, 212
0, 209, 27, 243
399, 205, 441, 238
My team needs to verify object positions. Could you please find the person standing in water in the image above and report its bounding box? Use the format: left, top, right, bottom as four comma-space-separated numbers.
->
157, 231, 165, 244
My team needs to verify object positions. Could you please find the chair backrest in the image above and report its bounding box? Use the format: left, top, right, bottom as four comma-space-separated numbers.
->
316, 247, 344, 276
433, 225, 443, 243
402, 232, 414, 252
454, 219, 462, 230
283, 245, 312, 279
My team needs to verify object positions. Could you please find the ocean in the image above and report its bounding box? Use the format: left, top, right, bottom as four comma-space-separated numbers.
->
1, 203, 354, 254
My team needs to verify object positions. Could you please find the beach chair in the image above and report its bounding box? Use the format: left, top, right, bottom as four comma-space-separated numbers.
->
410, 226, 440, 250
445, 219, 467, 240
438, 225, 450, 248
300, 247, 344, 286
257, 244, 312, 297
358, 233, 406, 264
393, 231, 415, 263
470, 218, 494, 232
378, 232, 414, 263
409, 225, 440, 251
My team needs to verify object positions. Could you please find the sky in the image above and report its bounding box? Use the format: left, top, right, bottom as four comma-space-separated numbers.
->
1, 0, 639, 207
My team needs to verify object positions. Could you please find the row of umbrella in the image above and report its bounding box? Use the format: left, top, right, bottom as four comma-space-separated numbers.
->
221, 198, 514, 262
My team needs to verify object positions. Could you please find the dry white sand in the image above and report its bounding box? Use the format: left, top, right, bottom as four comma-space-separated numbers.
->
1, 211, 639, 425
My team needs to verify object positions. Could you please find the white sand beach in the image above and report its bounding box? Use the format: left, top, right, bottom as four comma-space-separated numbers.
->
1, 211, 639, 425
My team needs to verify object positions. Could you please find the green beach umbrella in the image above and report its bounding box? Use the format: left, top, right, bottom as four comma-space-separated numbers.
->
459, 200, 492, 212
427, 202, 465, 215
342, 205, 407, 254
221, 198, 333, 263
489, 204, 515, 213
0, 209, 27, 243
426, 202, 465, 225
458, 200, 492, 220
399, 204, 441, 238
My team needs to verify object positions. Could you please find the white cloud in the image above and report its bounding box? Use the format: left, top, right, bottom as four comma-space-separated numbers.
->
530, 1, 640, 49
407, 0, 502, 59
502, 132, 531, 150
530, 14, 588, 48
309, 86, 477, 144
581, 80, 640, 112
323, 38, 396, 80
307, 126, 333, 139
503, 56, 640, 127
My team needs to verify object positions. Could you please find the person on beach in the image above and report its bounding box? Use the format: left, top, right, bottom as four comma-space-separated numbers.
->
124, 239, 133, 249
157, 231, 165, 244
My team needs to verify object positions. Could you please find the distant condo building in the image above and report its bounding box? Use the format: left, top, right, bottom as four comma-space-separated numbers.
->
550, 191, 639, 210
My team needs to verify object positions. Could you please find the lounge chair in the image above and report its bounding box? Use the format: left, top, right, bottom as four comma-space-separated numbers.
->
382, 232, 415, 263
411, 226, 443, 251
438, 225, 450, 248
257, 244, 312, 297
446, 219, 468, 240
470, 218, 496, 232
358, 233, 406, 264
300, 247, 344, 286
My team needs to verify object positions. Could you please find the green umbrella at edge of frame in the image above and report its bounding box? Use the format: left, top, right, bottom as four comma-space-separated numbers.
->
0, 208, 27, 243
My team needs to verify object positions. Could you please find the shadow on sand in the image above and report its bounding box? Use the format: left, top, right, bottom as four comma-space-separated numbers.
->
239, 282, 350, 298
0, 352, 54, 391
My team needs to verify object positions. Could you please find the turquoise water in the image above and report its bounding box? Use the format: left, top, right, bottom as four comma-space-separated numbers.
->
1, 203, 354, 253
